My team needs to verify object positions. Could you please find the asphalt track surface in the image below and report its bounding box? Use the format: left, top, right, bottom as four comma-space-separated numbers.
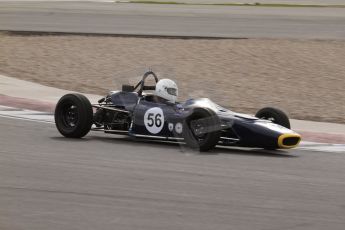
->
1, 116, 345, 230
1, 2, 345, 39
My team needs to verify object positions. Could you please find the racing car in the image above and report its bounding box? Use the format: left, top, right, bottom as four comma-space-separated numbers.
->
55, 71, 301, 151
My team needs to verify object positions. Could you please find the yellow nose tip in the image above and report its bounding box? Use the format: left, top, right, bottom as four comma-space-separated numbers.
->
278, 133, 301, 149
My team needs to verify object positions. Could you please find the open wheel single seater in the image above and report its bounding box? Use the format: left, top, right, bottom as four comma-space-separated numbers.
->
55, 71, 301, 152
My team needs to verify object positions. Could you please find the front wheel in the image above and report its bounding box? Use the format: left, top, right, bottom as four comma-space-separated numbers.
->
255, 107, 290, 129
55, 93, 93, 138
183, 108, 221, 152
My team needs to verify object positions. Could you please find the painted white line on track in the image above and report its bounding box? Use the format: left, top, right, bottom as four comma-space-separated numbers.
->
298, 141, 345, 153
0, 105, 54, 124
0, 114, 55, 124
1, 105, 345, 153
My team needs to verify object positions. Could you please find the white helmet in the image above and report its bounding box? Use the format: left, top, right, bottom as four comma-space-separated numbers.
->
155, 79, 178, 103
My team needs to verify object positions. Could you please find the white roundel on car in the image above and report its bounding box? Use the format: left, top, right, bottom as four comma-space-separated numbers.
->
168, 123, 174, 132
144, 107, 164, 134
175, 122, 183, 134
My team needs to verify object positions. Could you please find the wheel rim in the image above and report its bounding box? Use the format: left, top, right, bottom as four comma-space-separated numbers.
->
61, 104, 79, 128
190, 119, 208, 142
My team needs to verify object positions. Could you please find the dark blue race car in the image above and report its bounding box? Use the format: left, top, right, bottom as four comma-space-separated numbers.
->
55, 71, 301, 151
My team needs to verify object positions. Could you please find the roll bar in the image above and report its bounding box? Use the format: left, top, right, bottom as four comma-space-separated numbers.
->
134, 71, 159, 96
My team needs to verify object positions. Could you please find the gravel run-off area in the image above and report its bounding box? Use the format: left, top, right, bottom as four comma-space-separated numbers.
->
0, 32, 344, 123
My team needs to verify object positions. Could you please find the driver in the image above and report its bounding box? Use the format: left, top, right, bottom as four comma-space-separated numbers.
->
154, 79, 178, 104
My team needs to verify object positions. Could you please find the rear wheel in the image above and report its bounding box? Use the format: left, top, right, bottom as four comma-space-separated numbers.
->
255, 107, 290, 129
183, 108, 221, 152
55, 93, 93, 138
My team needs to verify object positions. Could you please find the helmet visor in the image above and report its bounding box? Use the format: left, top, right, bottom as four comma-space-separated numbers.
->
166, 87, 177, 96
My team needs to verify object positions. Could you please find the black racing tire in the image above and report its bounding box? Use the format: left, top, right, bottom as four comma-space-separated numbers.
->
55, 93, 93, 138
183, 108, 221, 152
255, 107, 290, 129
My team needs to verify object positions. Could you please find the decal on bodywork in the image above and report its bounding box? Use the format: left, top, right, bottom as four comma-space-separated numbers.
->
168, 123, 174, 132
175, 122, 183, 134
144, 107, 164, 134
